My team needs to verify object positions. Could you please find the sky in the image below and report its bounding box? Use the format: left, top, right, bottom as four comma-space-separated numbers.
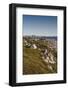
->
23, 15, 57, 36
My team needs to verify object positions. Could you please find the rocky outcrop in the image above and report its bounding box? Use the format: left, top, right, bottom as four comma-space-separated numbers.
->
41, 49, 56, 71
42, 49, 56, 64
31, 44, 37, 49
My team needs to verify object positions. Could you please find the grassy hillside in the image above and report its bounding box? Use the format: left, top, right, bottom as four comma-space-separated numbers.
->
23, 47, 57, 75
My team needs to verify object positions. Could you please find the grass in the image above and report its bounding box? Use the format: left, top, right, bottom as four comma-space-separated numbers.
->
23, 47, 57, 75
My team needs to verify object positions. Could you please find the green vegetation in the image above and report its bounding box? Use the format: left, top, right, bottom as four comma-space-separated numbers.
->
23, 48, 55, 74
23, 38, 57, 75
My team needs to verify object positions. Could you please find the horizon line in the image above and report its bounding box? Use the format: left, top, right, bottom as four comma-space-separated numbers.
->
23, 35, 57, 37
